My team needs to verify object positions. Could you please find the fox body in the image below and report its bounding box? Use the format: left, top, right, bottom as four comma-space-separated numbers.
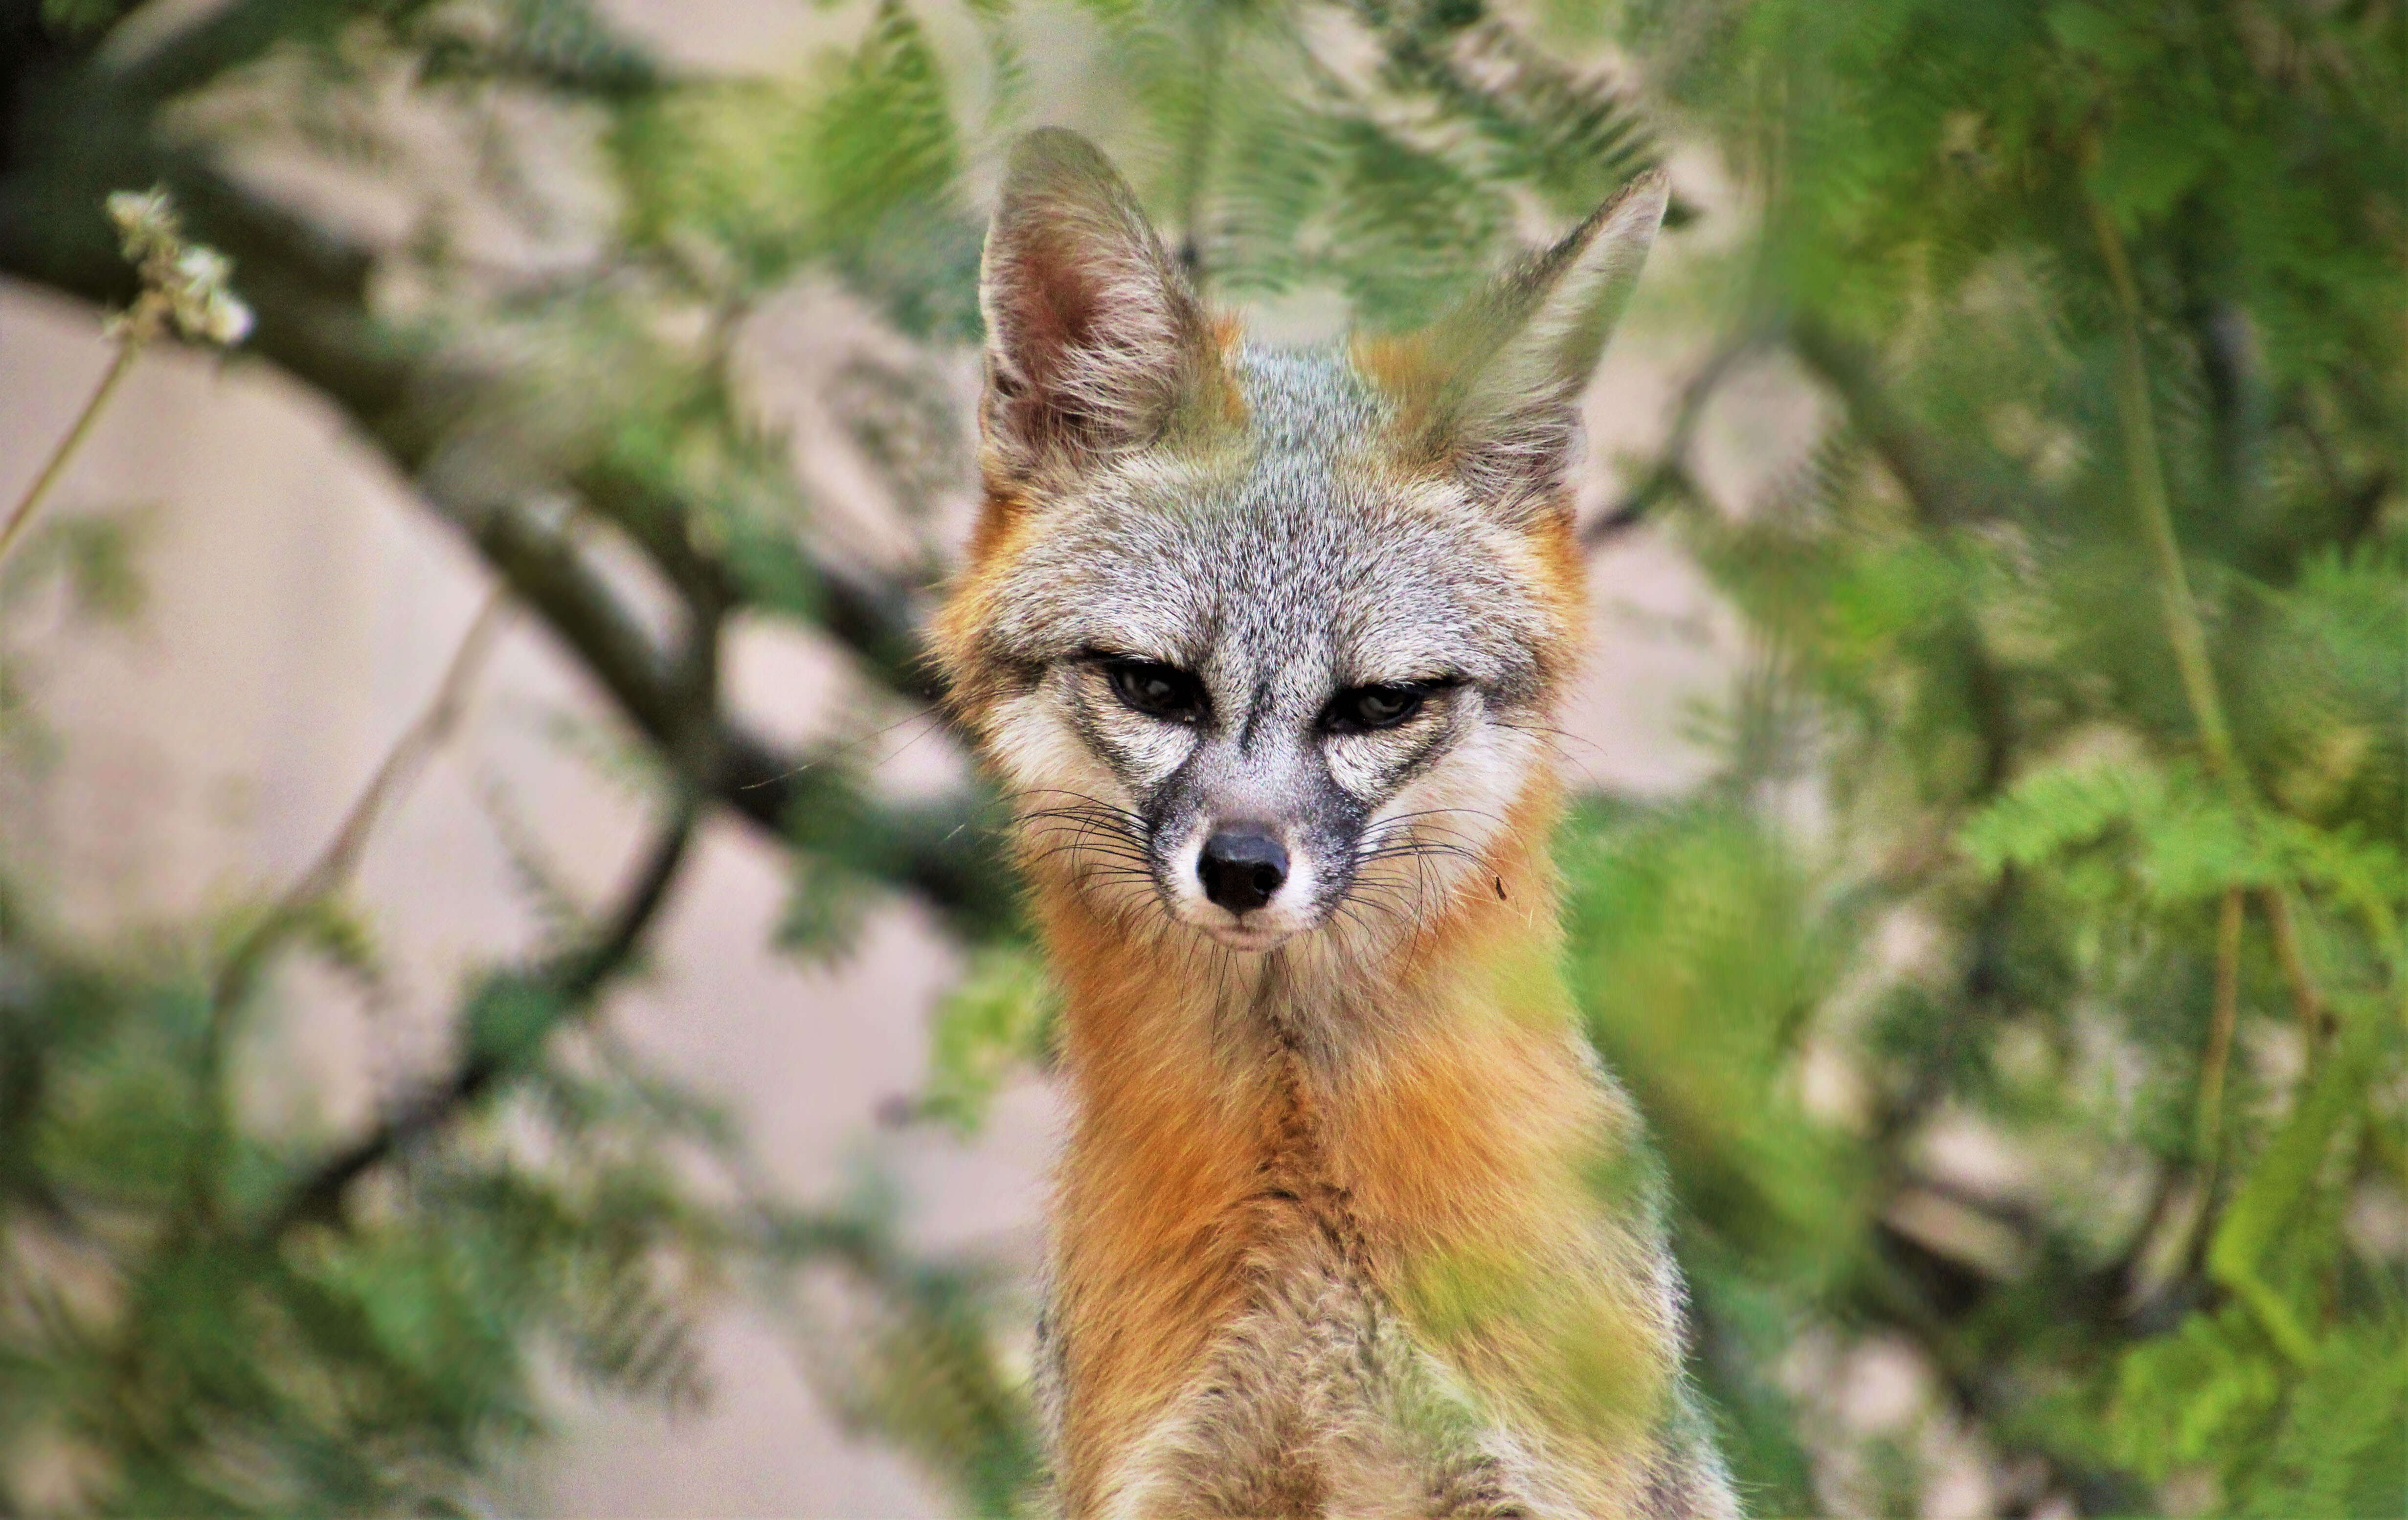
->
935, 131, 1737, 1519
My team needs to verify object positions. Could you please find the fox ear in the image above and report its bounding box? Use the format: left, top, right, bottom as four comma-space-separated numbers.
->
1365, 170, 1668, 522
978, 129, 1226, 477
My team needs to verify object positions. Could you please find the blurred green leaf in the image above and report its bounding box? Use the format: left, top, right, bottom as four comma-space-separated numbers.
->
920, 940, 1055, 1133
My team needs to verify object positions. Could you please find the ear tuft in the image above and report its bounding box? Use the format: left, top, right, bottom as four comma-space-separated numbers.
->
1371, 170, 1669, 522
979, 129, 1227, 478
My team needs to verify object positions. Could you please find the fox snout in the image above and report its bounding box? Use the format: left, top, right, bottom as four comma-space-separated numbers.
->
1179, 821, 1305, 950
1195, 827, 1287, 914
1154, 758, 1360, 950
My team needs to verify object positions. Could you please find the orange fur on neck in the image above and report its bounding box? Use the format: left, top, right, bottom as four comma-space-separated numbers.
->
1028, 769, 1650, 1511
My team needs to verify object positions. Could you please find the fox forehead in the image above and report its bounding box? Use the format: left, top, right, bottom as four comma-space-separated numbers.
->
972, 346, 1573, 699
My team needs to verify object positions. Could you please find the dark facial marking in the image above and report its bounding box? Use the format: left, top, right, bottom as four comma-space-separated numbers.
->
1342, 690, 1468, 801
1095, 654, 1210, 724
1320, 679, 1452, 735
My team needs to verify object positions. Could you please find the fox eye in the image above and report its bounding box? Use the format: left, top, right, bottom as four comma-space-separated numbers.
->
1103, 659, 1207, 723
1324, 682, 1429, 734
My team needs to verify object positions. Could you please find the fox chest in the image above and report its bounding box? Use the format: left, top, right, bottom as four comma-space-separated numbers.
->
1055, 1188, 1537, 1520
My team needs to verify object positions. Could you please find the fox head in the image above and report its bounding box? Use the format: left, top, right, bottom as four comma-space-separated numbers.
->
934, 130, 1665, 963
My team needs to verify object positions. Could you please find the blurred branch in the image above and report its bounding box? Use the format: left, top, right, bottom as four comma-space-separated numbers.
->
0, 332, 136, 564
1788, 319, 1978, 527
92, 0, 659, 113
456, 494, 1006, 928
564, 458, 936, 701
1785, 316, 2019, 793
1579, 334, 1759, 546
2261, 886, 2332, 1051
191, 587, 511, 1221
2084, 187, 2240, 782
259, 800, 698, 1239
203, 585, 509, 994
2082, 203, 2360, 1358
2197, 887, 2245, 1172
308, 591, 515, 899
104, 0, 371, 109
0, 91, 994, 921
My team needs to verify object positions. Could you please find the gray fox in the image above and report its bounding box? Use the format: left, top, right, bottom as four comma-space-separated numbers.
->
934, 128, 1739, 1519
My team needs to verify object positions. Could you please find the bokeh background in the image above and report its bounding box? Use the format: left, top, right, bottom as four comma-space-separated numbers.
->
0, 1, 2400, 1516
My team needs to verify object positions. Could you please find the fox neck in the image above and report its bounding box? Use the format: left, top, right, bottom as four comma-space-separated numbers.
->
1032, 769, 1625, 1497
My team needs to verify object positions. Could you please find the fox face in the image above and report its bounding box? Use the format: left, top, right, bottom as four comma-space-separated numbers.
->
948, 353, 1575, 957
937, 131, 1665, 962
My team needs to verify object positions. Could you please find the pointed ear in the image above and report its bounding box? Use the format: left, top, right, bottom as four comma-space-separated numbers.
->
1363, 170, 1669, 521
978, 129, 1230, 477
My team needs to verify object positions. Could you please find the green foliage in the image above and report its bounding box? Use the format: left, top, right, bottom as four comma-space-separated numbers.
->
1559, 800, 1851, 1514
2232, 1326, 2408, 1520
611, 0, 977, 333
0, 911, 683, 1511
0, 863, 1031, 1512
3, 0, 2401, 1513
790, 1185, 1041, 1517
1596, 0, 2407, 1512
920, 940, 1057, 1134
1563, 800, 1864, 1284
1963, 757, 2408, 921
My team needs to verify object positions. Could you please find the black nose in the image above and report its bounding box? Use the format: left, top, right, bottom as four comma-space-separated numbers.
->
1198, 829, 1289, 914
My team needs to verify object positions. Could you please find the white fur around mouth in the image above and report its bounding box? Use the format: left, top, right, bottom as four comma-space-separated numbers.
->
1196, 919, 1300, 952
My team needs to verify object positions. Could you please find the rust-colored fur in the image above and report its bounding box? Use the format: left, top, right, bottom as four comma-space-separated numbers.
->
935, 129, 1732, 1517
1031, 782, 1600, 1509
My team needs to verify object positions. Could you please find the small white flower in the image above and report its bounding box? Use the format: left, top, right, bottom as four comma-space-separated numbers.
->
173, 245, 233, 292
98, 185, 251, 349
105, 188, 176, 252
198, 291, 255, 347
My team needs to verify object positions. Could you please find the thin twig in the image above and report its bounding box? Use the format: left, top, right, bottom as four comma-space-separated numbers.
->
2084, 190, 2239, 780
188, 588, 511, 1221
2196, 887, 2245, 1176
0, 154, 988, 921
2185, 286, 2337, 1060
291, 588, 513, 901
2259, 885, 2331, 1053
257, 803, 697, 1240
2086, 184, 2366, 1365
0, 340, 139, 566
207, 585, 511, 1008
1580, 335, 1758, 546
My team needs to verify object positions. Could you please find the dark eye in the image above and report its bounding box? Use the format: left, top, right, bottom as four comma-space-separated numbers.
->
1104, 660, 1207, 723
1324, 682, 1429, 734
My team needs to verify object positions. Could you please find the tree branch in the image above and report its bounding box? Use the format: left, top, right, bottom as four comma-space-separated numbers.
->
1789, 318, 1981, 528
2085, 188, 2240, 781
2197, 887, 2245, 1172
564, 457, 936, 701
0, 112, 993, 923
259, 802, 698, 1239
2260, 885, 2333, 1051
1580, 335, 1759, 547
450, 493, 1008, 930
304, 591, 514, 900
108, 0, 397, 111
187, 587, 510, 1223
